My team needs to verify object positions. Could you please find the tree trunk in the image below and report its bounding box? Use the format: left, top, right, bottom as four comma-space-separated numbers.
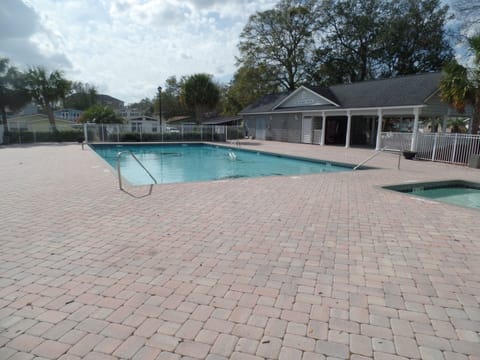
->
194, 106, 202, 125
1, 106, 10, 144
473, 89, 480, 134
46, 104, 58, 132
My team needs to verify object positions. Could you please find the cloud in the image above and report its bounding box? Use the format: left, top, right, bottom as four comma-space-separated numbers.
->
1, 0, 278, 103
0, 0, 71, 69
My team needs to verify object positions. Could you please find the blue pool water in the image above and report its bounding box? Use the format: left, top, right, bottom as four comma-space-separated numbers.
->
411, 187, 480, 209
91, 143, 352, 185
384, 181, 480, 210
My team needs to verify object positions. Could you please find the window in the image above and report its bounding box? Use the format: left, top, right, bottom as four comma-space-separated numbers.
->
131, 122, 142, 132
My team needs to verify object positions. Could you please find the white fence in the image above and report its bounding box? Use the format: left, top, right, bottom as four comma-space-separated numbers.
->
381, 132, 480, 165
380, 132, 413, 151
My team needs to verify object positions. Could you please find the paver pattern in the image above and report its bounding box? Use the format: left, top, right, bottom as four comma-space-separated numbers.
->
0, 141, 479, 360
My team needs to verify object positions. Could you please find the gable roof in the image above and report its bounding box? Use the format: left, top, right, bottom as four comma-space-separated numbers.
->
240, 72, 442, 115
273, 86, 340, 109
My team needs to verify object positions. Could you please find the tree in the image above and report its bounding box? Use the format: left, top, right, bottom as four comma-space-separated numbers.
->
78, 105, 124, 124
0, 58, 30, 143
440, 34, 480, 134
25, 67, 72, 132
314, 0, 453, 84
128, 98, 154, 117
64, 82, 98, 110
161, 76, 189, 119
379, 0, 453, 77
223, 65, 279, 115
181, 74, 220, 124
448, 117, 469, 133
238, 0, 320, 91
315, 0, 389, 84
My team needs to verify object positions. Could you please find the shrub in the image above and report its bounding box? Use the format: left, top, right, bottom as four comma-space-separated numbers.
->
7, 130, 84, 144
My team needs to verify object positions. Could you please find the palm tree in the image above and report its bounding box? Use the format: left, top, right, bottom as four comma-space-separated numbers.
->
25, 67, 72, 132
0, 58, 30, 144
440, 34, 480, 134
448, 117, 469, 133
181, 74, 220, 124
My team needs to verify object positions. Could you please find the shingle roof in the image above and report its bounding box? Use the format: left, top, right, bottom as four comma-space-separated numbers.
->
240, 72, 442, 114
329, 72, 441, 108
240, 92, 291, 114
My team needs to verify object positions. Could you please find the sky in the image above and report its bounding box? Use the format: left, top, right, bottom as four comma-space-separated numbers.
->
1, 0, 278, 104
1, 0, 478, 105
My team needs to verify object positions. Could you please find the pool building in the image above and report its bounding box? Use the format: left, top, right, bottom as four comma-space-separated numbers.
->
240, 72, 471, 150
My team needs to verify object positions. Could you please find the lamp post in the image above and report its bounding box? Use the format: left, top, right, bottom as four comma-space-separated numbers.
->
157, 86, 162, 132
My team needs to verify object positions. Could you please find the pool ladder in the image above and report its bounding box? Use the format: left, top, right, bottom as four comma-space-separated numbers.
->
353, 147, 402, 170
117, 151, 157, 194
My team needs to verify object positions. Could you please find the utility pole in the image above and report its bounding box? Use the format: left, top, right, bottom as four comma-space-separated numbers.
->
157, 86, 162, 131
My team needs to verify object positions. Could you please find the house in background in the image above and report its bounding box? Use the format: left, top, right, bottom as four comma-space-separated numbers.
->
240, 72, 472, 150
125, 115, 160, 132
53, 108, 83, 122
119, 108, 143, 118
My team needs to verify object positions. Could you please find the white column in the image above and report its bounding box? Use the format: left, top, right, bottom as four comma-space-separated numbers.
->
345, 110, 351, 148
320, 112, 326, 146
370, 117, 376, 146
410, 107, 421, 151
375, 109, 383, 150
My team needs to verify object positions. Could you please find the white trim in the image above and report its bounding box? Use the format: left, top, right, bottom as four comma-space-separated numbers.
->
375, 109, 383, 150
272, 86, 340, 110
345, 110, 352, 148
410, 107, 421, 151
241, 104, 427, 116
320, 112, 326, 146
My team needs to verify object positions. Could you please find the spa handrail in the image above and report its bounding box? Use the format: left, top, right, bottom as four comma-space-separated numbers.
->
353, 147, 401, 170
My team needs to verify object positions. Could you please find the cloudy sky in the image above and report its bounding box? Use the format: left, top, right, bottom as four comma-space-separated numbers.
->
1, 0, 277, 104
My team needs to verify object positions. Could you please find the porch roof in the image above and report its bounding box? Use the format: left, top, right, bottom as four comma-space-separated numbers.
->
240, 72, 443, 115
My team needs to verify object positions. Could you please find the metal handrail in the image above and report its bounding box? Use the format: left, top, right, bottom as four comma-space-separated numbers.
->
353, 147, 402, 170
117, 150, 157, 191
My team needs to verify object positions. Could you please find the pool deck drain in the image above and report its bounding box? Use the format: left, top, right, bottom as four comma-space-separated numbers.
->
1, 141, 480, 359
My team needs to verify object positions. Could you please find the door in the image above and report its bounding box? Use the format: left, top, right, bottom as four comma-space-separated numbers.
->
256, 118, 266, 140
302, 116, 313, 143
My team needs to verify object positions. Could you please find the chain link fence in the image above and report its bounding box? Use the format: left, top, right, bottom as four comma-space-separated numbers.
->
83, 123, 243, 143
1, 122, 243, 145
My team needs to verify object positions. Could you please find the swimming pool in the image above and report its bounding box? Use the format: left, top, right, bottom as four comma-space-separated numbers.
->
91, 143, 354, 185
384, 180, 480, 210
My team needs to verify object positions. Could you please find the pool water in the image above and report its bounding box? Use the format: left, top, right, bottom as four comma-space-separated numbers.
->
91, 143, 352, 185
384, 181, 480, 210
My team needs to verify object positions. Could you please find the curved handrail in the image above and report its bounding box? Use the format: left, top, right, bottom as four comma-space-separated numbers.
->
117, 150, 157, 191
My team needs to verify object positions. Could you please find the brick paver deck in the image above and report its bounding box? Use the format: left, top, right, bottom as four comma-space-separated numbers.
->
1, 141, 479, 359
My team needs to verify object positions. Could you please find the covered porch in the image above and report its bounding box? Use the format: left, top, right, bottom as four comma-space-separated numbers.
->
301, 105, 428, 151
